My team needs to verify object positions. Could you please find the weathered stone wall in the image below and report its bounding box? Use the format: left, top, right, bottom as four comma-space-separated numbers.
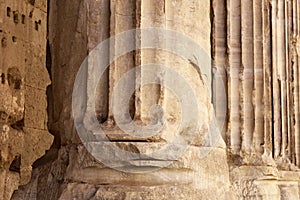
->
0, 0, 53, 199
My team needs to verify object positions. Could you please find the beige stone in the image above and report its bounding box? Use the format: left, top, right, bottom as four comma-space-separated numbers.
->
0, 0, 53, 199
0, 0, 299, 199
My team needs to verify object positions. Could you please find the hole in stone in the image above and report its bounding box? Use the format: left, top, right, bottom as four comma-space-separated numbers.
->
22, 14, 25, 24
1, 73, 5, 84
11, 118, 24, 130
7, 115, 17, 124
1, 37, 7, 48
7, 68, 22, 90
28, 0, 35, 6
12, 36, 16, 43
14, 79, 21, 89
29, 11, 33, 18
35, 21, 39, 31
9, 156, 21, 173
38, 20, 41, 24
13, 11, 19, 24
7, 7, 11, 17
0, 111, 8, 121
0, 29, 3, 33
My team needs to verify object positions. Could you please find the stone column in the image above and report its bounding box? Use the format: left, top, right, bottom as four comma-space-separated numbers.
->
71, 0, 232, 199
213, 0, 300, 198
218, 0, 300, 165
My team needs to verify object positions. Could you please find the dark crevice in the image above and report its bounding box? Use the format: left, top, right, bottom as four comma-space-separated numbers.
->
32, 0, 61, 170
7, 68, 22, 90
1, 37, 7, 47
28, 0, 35, 6
13, 11, 19, 24
270, 3, 275, 159
1, 73, 5, 84
46, 10, 62, 150
45, 0, 60, 149
22, 14, 25, 24
224, 0, 229, 140
210, 0, 214, 105
278, 79, 282, 157
35, 21, 39, 31
11, 118, 24, 130
46, 0, 54, 134
129, 90, 135, 121
7, 7, 11, 17
12, 36, 17, 43
9, 156, 21, 173
46, 41, 52, 79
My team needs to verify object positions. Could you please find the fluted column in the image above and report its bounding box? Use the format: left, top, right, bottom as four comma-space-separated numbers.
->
214, 0, 300, 167
79, 1, 231, 198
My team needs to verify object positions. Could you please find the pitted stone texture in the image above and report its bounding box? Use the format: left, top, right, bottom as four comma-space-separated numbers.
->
0, 0, 53, 199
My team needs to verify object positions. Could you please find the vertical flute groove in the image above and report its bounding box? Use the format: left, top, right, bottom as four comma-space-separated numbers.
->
253, 0, 264, 155
241, 0, 254, 155
227, 0, 242, 154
